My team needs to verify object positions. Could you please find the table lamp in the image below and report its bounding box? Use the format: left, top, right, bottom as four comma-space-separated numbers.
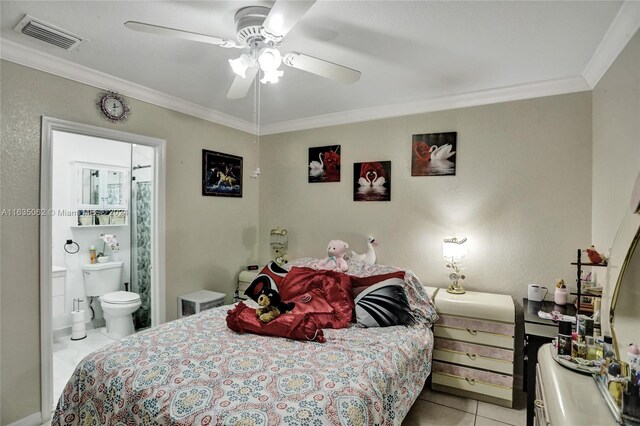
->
443, 236, 468, 294
270, 227, 288, 266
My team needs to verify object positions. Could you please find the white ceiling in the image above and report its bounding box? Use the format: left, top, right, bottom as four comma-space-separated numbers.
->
0, 1, 633, 132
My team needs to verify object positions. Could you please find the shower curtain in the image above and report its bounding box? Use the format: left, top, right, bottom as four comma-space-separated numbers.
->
132, 181, 152, 329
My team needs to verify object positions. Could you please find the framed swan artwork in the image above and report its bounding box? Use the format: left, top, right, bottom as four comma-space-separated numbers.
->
308, 145, 340, 183
202, 149, 243, 197
411, 132, 457, 176
354, 161, 391, 201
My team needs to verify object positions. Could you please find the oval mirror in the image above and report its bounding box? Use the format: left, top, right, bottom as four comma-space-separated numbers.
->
601, 172, 640, 358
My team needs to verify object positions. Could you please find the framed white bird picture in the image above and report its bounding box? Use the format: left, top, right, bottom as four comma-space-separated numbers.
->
411, 132, 457, 176
308, 145, 340, 183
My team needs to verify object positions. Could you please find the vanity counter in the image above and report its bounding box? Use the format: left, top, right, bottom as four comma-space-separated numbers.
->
537, 344, 616, 425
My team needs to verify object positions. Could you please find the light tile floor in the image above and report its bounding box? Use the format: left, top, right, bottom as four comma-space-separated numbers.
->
403, 387, 527, 426
52, 328, 114, 407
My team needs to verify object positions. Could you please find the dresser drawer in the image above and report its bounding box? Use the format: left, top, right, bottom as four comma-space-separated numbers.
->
434, 339, 513, 374
434, 325, 514, 349
432, 361, 513, 402
437, 315, 514, 335
434, 361, 513, 387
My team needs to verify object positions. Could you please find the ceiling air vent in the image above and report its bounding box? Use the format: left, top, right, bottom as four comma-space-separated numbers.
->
13, 15, 86, 50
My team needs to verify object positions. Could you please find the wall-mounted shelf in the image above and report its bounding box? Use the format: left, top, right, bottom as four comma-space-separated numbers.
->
74, 209, 127, 227
71, 224, 127, 228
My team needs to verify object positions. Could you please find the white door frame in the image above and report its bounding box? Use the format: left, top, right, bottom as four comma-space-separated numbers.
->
39, 117, 166, 420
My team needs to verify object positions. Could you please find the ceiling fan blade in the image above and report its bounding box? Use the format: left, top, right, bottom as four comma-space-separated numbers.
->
124, 21, 239, 48
227, 67, 259, 99
262, 0, 316, 40
284, 52, 361, 84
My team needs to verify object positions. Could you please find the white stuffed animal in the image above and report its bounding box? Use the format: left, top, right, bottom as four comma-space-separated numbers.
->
315, 240, 349, 272
351, 236, 377, 265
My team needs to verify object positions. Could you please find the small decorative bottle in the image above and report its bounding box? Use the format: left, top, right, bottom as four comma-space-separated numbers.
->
89, 245, 97, 264
558, 321, 572, 356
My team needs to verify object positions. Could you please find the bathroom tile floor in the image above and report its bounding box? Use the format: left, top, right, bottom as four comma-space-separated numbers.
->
52, 328, 114, 408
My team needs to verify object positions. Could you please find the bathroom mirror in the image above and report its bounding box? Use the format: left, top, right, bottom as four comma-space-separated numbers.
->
106, 170, 125, 206
81, 167, 101, 206
75, 162, 129, 212
601, 175, 640, 358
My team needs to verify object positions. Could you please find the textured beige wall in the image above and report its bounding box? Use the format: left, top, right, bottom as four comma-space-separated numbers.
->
259, 93, 593, 303
592, 30, 640, 250
0, 60, 259, 424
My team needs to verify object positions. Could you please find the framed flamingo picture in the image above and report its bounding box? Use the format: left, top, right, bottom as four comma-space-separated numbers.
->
411, 132, 457, 176
353, 161, 391, 201
308, 145, 340, 183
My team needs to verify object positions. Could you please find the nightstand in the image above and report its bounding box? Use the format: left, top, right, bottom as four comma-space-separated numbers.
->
177, 290, 226, 318
237, 269, 261, 301
432, 290, 515, 408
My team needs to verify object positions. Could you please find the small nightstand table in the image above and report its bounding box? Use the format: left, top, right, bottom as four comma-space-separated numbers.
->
523, 298, 576, 426
432, 290, 515, 408
237, 268, 261, 302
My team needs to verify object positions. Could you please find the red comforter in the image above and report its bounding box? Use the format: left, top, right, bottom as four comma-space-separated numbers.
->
226, 267, 354, 342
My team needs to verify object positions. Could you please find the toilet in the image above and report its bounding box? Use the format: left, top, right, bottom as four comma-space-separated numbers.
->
82, 261, 141, 339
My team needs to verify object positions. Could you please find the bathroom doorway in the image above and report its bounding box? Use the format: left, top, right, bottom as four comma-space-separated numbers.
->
40, 117, 166, 416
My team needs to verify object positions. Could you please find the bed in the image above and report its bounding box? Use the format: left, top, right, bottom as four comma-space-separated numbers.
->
52, 259, 438, 425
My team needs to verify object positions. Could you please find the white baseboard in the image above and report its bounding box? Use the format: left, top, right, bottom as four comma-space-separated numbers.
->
5, 411, 44, 426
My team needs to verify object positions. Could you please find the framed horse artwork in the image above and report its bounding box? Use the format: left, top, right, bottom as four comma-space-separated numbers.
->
202, 149, 243, 197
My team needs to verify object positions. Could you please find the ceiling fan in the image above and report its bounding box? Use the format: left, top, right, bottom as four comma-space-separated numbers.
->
124, 0, 361, 99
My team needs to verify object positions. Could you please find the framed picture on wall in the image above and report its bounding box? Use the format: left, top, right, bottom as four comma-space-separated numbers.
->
411, 132, 457, 176
308, 145, 341, 183
202, 150, 242, 197
353, 161, 391, 201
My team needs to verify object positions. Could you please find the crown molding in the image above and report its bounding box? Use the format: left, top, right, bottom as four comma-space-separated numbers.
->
582, 0, 640, 89
260, 76, 590, 135
0, 36, 597, 137
0, 38, 258, 135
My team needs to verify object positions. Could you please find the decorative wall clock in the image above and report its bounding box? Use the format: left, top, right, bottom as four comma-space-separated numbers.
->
97, 91, 130, 122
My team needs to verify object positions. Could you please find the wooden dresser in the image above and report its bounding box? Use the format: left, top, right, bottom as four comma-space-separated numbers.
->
432, 290, 515, 407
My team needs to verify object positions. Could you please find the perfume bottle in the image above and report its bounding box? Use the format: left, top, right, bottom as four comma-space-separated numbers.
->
558, 320, 572, 356
586, 336, 597, 360
604, 335, 616, 359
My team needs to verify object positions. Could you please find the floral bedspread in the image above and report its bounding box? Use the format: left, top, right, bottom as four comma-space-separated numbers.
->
53, 309, 432, 426
53, 260, 436, 425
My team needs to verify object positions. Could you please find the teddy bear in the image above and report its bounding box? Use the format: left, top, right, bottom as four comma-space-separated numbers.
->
256, 288, 295, 323
314, 240, 350, 272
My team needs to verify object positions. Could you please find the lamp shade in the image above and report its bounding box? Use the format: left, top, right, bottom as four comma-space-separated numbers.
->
443, 237, 468, 261
229, 54, 252, 78
258, 48, 282, 71
270, 227, 288, 249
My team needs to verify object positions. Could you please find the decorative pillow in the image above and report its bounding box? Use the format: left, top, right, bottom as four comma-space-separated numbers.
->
278, 267, 354, 329
243, 261, 288, 303
350, 271, 415, 327
287, 257, 439, 326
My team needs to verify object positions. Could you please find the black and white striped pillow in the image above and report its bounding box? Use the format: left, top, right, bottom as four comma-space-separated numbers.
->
352, 272, 414, 328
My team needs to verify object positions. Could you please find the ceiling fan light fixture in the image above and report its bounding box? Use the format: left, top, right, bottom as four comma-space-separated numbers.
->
260, 68, 283, 84
258, 48, 282, 71
229, 53, 253, 78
